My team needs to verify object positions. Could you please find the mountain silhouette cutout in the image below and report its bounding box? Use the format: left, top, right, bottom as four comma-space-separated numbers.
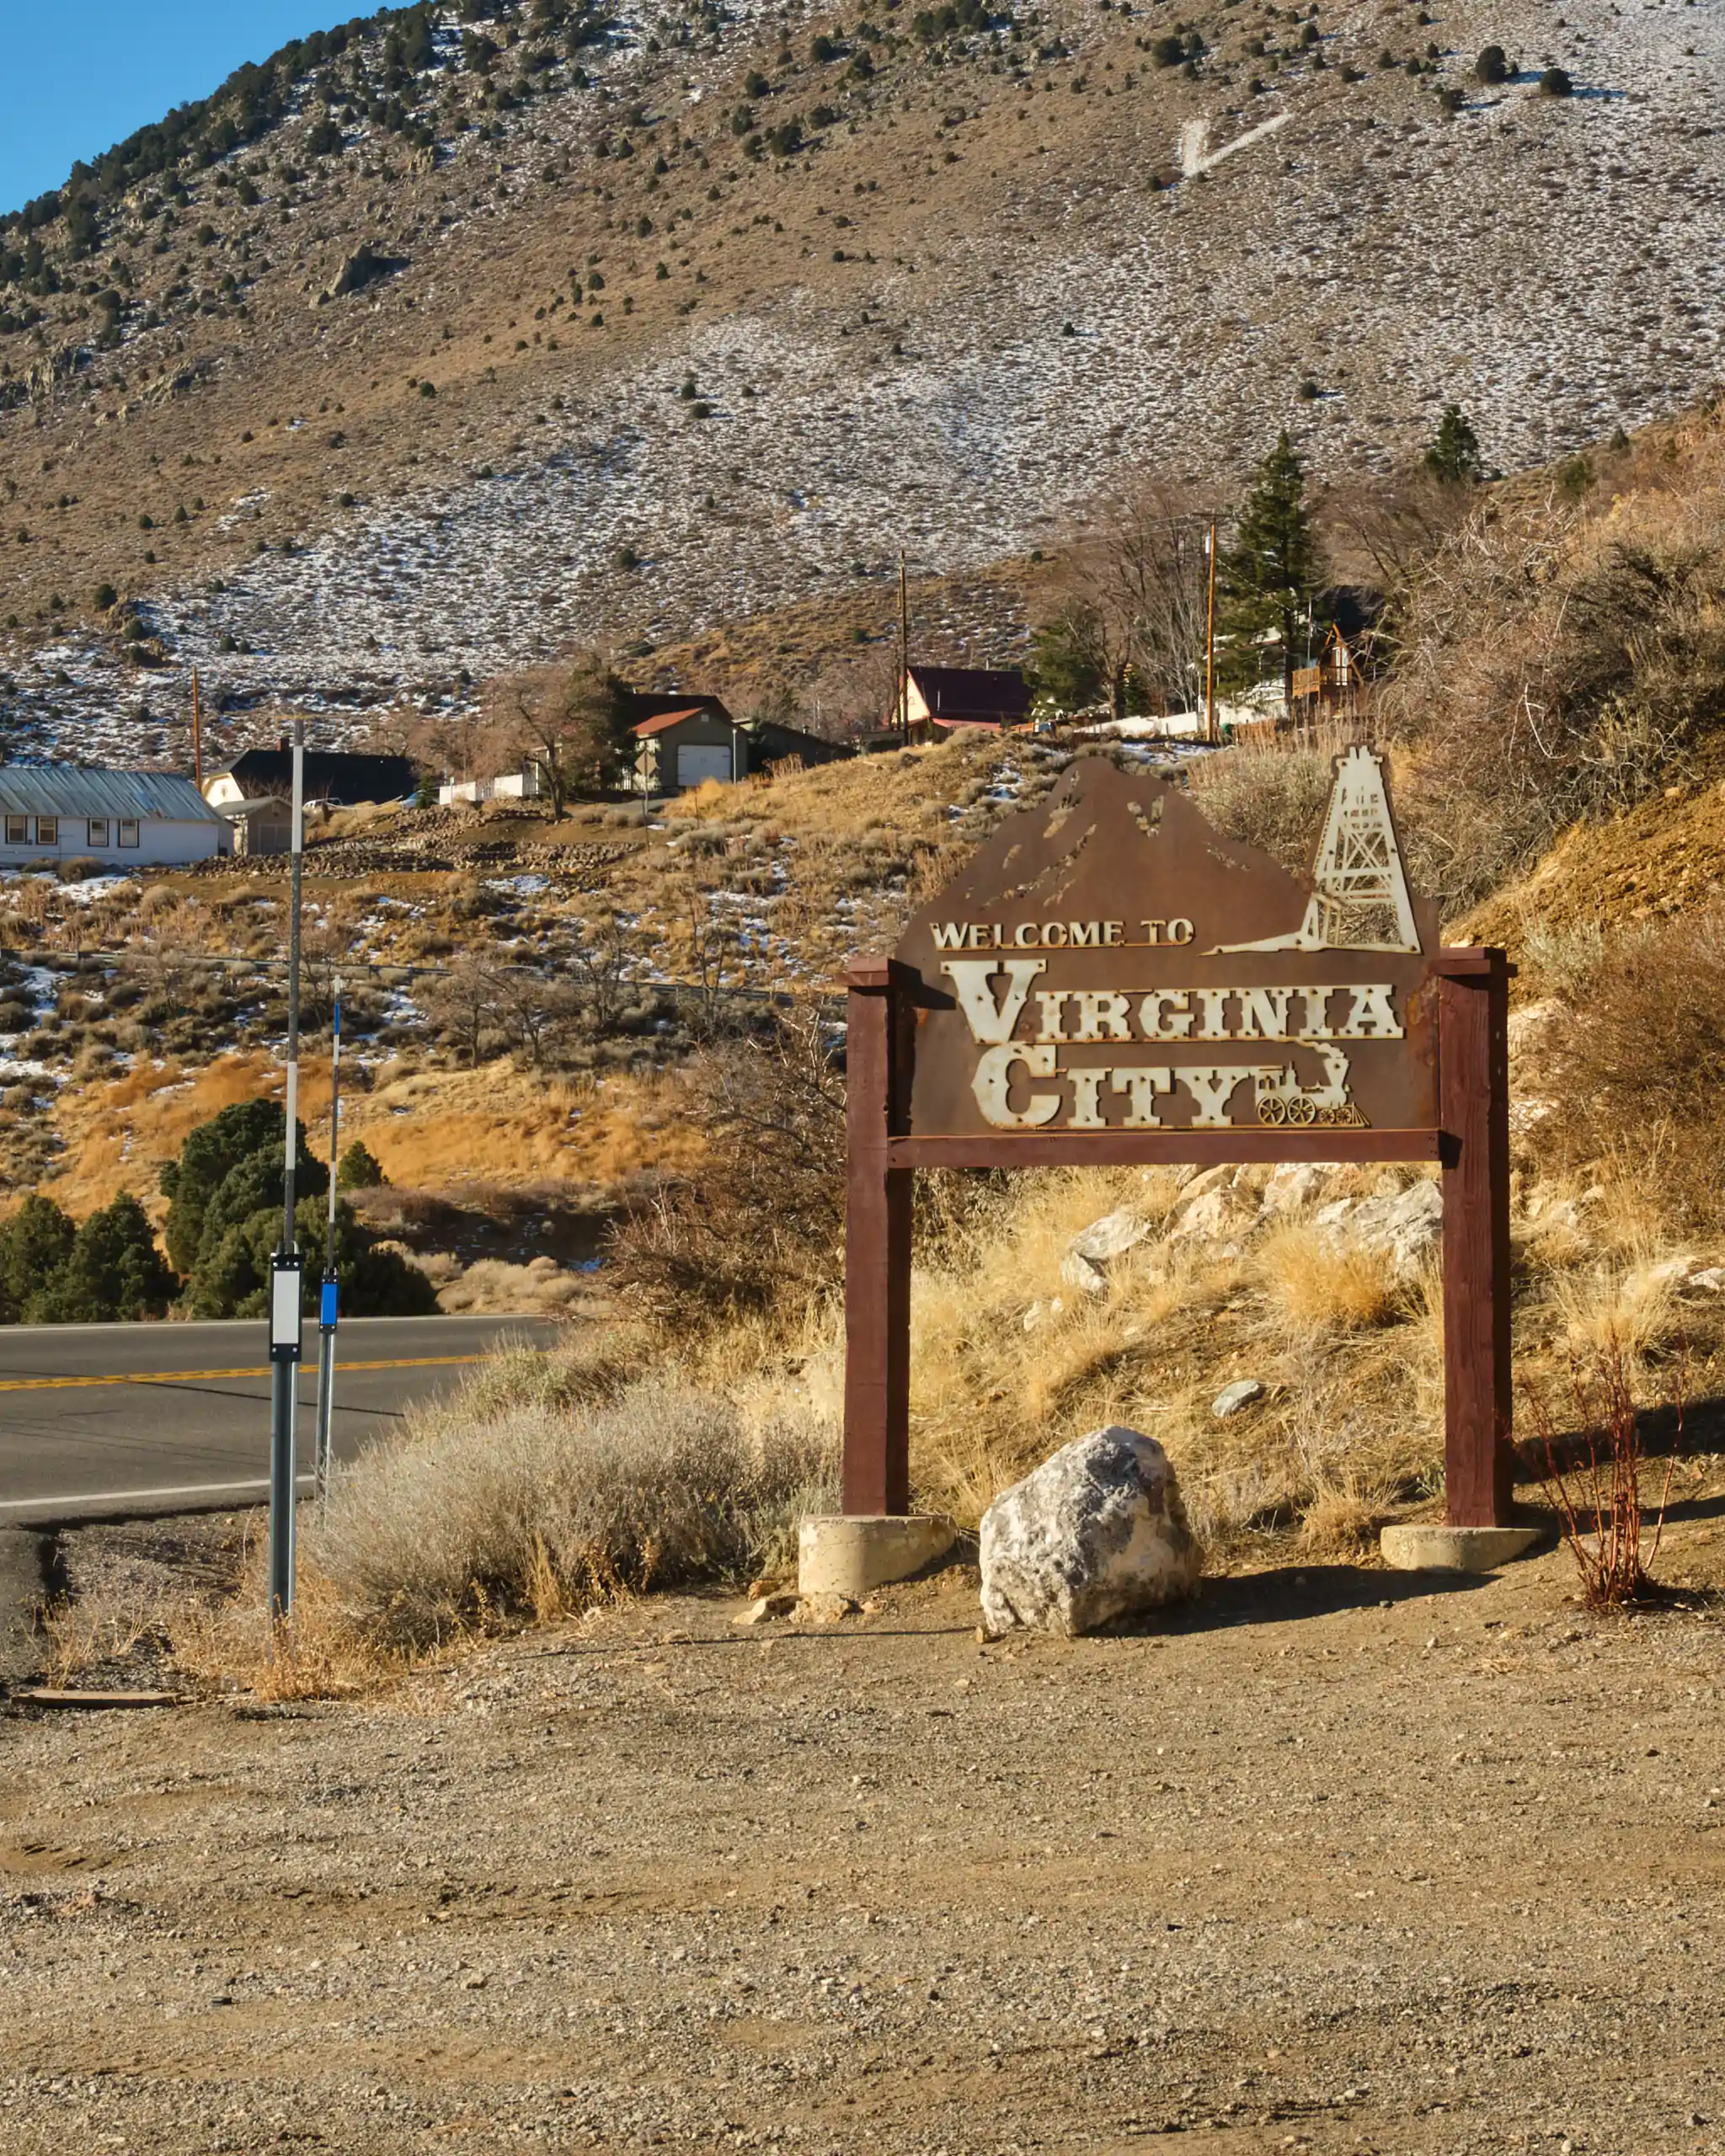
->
898, 757, 1317, 956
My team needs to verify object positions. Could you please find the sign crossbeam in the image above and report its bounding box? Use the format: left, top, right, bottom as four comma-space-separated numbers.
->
887, 1129, 1443, 1169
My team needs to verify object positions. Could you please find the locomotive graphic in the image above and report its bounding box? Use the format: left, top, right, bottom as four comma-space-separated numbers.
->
1252, 1043, 1369, 1128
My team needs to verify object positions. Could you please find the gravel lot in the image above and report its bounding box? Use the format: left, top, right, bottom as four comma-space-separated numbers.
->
2, 1513, 1722, 2156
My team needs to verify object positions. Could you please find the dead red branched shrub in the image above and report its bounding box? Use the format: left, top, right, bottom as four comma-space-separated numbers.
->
1523, 1337, 1679, 1609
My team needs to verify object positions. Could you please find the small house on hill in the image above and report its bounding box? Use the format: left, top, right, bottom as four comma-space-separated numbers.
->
204, 744, 418, 808
742, 718, 855, 773
437, 763, 546, 807
1290, 625, 1364, 726
632, 707, 747, 796
631, 707, 854, 796
215, 796, 294, 857
0, 766, 228, 867
899, 665, 1031, 737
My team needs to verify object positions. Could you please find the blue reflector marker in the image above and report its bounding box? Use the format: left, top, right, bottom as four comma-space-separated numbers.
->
320, 1279, 339, 1330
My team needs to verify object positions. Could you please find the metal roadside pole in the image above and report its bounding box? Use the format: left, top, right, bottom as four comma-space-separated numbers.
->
268, 1251, 303, 1630
314, 974, 343, 1506
268, 718, 307, 1644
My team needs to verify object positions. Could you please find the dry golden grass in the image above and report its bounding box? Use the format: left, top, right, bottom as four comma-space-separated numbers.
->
34, 1586, 165, 1687
1253, 1219, 1403, 1335
1546, 1254, 1688, 1368
168, 1542, 424, 1702
42, 1051, 283, 1225
435, 1255, 597, 1317
1186, 725, 1364, 876
339, 1063, 702, 1191
686, 1155, 1480, 1551
1296, 1481, 1386, 1560
1510, 1162, 1701, 1378
38, 1050, 704, 1225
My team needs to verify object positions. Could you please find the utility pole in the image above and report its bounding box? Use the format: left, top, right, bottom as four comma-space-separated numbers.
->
190, 668, 204, 792
900, 555, 911, 742
315, 974, 343, 1507
267, 718, 307, 1641
1204, 518, 1219, 748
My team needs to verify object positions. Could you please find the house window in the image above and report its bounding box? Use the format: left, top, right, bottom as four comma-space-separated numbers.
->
3, 817, 25, 846
118, 820, 140, 848
35, 818, 57, 846
87, 819, 109, 847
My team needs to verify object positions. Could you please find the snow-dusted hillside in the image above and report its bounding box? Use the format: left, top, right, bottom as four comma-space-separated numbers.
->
1, 0, 1719, 755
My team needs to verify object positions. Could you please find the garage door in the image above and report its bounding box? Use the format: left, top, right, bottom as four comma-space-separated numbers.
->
676, 744, 733, 789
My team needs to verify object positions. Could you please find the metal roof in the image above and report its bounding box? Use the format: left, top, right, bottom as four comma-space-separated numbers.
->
0, 765, 225, 824
211, 749, 418, 802
908, 665, 1032, 718
632, 708, 731, 738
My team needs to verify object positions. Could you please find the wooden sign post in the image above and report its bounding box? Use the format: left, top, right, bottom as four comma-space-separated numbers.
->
825, 751, 1519, 1590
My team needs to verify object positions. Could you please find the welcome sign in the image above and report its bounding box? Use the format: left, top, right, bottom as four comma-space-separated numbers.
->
894, 750, 1440, 1142
841, 746, 1513, 1534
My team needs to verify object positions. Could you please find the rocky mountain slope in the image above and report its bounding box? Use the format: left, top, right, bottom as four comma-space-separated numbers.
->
0, 0, 1718, 759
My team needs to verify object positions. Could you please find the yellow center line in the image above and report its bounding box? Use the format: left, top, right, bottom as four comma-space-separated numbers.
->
0, 1355, 483, 1394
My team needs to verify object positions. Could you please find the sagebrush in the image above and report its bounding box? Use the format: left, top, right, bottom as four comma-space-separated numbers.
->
311, 1362, 838, 1650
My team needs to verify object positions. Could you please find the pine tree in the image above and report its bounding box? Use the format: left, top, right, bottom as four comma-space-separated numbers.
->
1423, 402, 1486, 485
26, 1193, 176, 1322
1220, 432, 1321, 714
1028, 611, 1108, 713
0, 1194, 76, 1318
337, 1139, 387, 1190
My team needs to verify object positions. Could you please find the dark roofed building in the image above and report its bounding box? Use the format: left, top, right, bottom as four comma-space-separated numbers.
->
742, 718, 855, 771
204, 744, 419, 809
900, 665, 1031, 735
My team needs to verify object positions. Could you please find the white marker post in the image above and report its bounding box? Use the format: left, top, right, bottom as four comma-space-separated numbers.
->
268, 719, 307, 1641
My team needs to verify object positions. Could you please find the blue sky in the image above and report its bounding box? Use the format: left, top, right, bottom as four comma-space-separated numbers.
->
0, 2, 345, 215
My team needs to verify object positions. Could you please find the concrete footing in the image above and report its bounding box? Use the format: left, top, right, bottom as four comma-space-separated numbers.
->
798, 1514, 956, 1599
1381, 1524, 1542, 1573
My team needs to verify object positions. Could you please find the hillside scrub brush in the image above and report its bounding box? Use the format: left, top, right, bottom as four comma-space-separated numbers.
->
1185, 735, 1338, 875
1536, 900, 1725, 1230
312, 1371, 837, 1648
1382, 408, 1725, 907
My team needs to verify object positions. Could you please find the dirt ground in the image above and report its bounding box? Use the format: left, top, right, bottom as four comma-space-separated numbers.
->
3, 1516, 1723, 2156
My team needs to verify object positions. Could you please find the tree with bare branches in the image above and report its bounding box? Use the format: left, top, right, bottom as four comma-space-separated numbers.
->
483, 649, 633, 819
1031, 479, 1217, 719
1321, 465, 1477, 660
608, 1004, 849, 1318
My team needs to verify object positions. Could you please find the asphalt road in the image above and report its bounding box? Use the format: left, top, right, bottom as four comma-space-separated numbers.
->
0, 1314, 563, 1524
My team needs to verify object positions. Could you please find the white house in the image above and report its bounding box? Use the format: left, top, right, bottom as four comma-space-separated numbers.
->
0, 766, 229, 867
436, 763, 546, 807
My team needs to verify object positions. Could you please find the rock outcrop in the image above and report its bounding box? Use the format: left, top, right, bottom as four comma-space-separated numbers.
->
1315, 1179, 1444, 1277
326, 244, 410, 299
1060, 1208, 1151, 1294
980, 1425, 1201, 1637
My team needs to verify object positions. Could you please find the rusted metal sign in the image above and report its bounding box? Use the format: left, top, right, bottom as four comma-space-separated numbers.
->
842, 748, 1514, 1531
894, 750, 1440, 1147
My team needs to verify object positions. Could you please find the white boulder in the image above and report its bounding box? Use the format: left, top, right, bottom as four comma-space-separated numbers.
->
1211, 1378, 1264, 1418
1167, 1184, 1251, 1245
1060, 1209, 1151, 1294
980, 1426, 1202, 1637
1258, 1161, 1333, 1218
1317, 1180, 1443, 1276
